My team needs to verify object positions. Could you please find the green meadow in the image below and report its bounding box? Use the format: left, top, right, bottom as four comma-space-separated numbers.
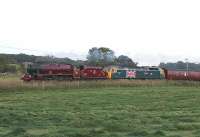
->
0, 84, 200, 137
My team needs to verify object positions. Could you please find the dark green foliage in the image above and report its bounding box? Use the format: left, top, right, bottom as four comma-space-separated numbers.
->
87, 47, 116, 66
116, 55, 137, 68
160, 61, 200, 71
0, 53, 37, 64
15, 53, 37, 63
0, 56, 7, 72
0, 53, 80, 65
0, 53, 84, 73
86, 47, 138, 67
0, 56, 17, 73
35, 56, 79, 65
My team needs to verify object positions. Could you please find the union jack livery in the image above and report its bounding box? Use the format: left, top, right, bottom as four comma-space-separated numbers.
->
126, 70, 136, 78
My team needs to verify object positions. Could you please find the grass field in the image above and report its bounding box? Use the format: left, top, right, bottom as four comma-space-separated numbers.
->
1, 85, 200, 137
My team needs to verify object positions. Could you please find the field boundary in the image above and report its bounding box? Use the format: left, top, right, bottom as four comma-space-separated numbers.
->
1, 79, 200, 90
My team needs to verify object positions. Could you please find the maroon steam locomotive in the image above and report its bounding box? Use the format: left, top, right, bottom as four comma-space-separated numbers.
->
22, 64, 107, 81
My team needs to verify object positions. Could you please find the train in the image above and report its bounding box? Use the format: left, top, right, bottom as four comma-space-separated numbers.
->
21, 64, 200, 81
22, 64, 107, 81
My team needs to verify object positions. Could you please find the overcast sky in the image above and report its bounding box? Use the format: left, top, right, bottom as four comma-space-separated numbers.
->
0, 0, 200, 65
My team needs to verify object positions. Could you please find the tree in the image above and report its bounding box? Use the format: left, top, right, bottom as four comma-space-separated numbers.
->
0, 56, 7, 73
15, 53, 36, 63
35, 55, 56, 64
116, 55, 137, 68
0, 56, 18, 73
87, 47, 102, 64
176, 61, 186, 70
159, 61, 200, 71
87, 47, 116, 66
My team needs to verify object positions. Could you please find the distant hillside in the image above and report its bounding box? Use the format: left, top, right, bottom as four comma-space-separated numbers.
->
159, 61, 200, 71
0, 53, 86, 73
0, 53, 85, 65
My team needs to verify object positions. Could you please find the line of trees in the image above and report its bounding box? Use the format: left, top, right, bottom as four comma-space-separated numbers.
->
159, 61, 200, 71
0, 47, 138, 73
0, 56, 17, 73
1, 47, 200, 73
87, 47, 137, 67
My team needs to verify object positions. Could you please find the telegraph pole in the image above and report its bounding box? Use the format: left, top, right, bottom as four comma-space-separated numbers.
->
185, 58, 189, 72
